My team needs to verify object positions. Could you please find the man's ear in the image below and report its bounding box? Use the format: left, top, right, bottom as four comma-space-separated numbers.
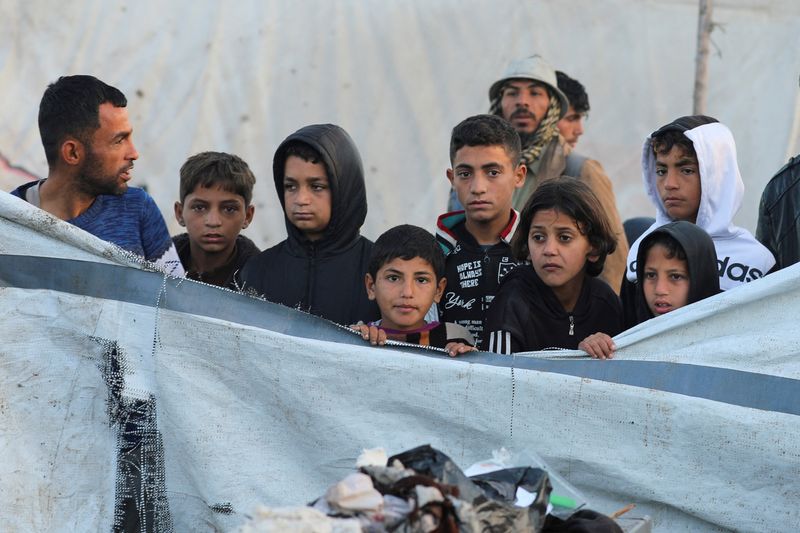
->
174, 202, 185, 226
60, 139, 82, 166
243, 204, 255, 228
514, 163, 527, 189
446, 168, 455, 186
365, 273, 376, 300
433, 277, 447, 304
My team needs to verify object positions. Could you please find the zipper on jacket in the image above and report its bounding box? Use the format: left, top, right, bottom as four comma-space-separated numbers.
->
568, 315, 574, 336
481, 251, 491, 310
305, 243, 316, 311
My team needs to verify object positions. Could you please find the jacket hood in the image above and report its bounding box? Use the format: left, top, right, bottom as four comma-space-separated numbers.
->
635, 221, 721, 320
273, 123, 367, 252
643, 119, 739, 236
626, 119, 775, 286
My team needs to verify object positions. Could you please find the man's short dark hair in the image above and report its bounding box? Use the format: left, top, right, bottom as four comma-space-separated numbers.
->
179, 152, 257, 205
38, 75, 128, 166
367, 225, 446, 281
555, 71, 590, 114
449, 114, 522, 166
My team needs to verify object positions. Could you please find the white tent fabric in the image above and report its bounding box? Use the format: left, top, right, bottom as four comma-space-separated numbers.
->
2, 192, 800, 532
1, 0, 799, 248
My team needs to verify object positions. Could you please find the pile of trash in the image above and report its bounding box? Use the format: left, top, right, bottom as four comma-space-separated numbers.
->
237, 445, 623, 533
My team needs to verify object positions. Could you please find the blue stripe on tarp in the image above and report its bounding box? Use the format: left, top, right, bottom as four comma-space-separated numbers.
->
2, 254, 799, 417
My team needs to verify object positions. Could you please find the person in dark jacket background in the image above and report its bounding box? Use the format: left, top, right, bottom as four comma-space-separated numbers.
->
756, 153, 800, 271
238, 124, 379, 325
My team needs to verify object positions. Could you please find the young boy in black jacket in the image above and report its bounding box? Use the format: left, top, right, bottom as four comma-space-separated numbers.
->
238, 124, 379, 325
173, 151, 259, 289
436, 114, 527, 348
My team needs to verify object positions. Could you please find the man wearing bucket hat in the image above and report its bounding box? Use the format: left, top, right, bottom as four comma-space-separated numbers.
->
488, 55, 628, 293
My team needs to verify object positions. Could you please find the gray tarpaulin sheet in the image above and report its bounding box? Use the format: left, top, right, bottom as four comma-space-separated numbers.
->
1, 191, 799, 532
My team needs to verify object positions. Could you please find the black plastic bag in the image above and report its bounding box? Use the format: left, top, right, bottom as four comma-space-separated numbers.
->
542, 509, 624, 533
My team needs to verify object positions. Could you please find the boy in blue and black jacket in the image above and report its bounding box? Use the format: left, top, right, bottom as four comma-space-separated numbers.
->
436, 114, 526, 348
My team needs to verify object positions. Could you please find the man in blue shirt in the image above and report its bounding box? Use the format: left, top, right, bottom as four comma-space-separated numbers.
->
11, 75, 182, 275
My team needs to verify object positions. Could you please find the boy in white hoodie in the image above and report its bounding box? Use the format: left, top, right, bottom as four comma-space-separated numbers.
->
621, 115, 774, 327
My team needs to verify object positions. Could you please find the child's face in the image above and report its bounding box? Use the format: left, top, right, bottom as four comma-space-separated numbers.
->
283, 155, 331, 241
365, 257, 447, 331
655, 145, 701, 223
174, 185, 253, 255
528, 208, 596, 293
642, 244, 690, 316
447, 145, 525, 224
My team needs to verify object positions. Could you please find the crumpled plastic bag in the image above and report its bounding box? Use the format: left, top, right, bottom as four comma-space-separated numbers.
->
388, 445, 551, 532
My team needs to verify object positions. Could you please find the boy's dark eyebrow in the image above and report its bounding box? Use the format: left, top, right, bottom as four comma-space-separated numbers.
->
382, 266, 434, 276
655, 158, 698, 166
455, 161, 503, 170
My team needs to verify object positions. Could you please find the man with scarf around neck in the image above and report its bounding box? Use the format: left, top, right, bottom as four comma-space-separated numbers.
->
237, 124, 379, 326
448, 56, 628, 293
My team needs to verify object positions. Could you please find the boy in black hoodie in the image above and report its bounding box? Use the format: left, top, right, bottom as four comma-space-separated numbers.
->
238, 124, 379, 325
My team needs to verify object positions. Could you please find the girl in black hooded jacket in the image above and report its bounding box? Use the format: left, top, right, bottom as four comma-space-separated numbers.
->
483, 178, 623, 355
581, 221, 721, 358
632, 221, 721, 323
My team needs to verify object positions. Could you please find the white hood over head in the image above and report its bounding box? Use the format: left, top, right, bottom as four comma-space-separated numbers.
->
626, 121, 774, 289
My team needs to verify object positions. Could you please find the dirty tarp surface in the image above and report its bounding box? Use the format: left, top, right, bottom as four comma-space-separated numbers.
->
1, 191, 799, 532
